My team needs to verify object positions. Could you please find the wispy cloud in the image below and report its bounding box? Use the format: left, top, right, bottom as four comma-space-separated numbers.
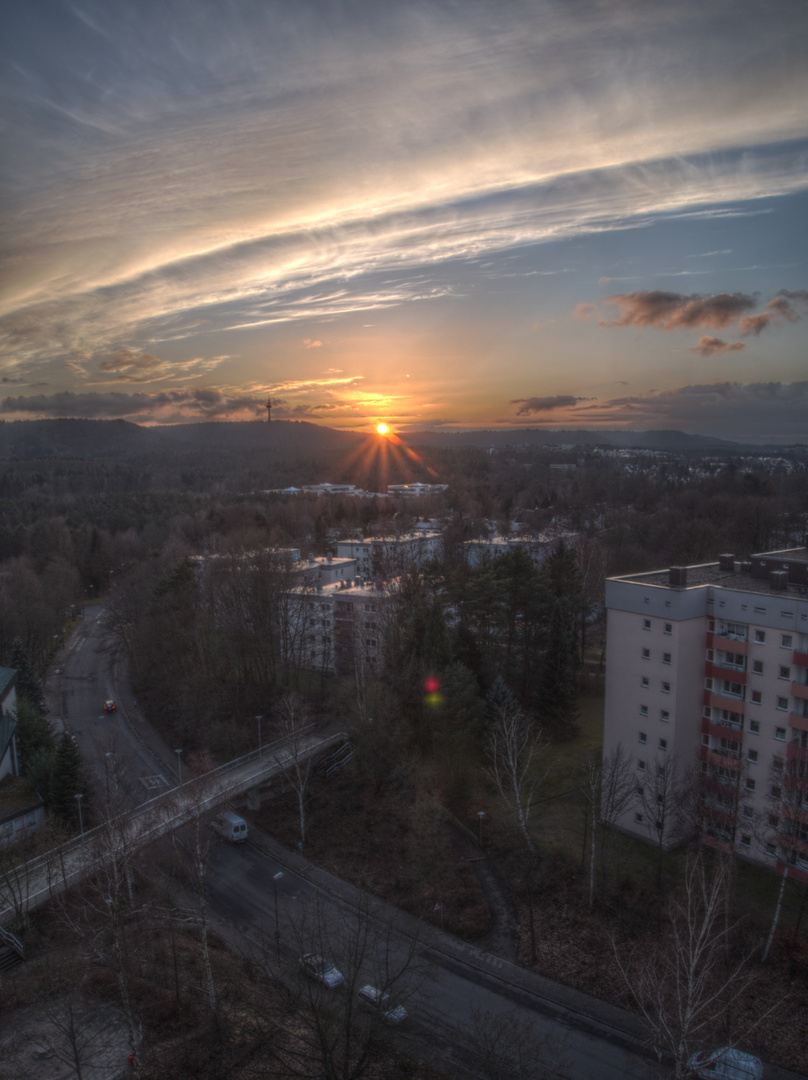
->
0, 388, 267, 423
689, 337, 745, 357
510, 395, 588, 415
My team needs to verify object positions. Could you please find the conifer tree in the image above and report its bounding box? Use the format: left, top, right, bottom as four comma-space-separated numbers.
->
51, 732, 87, 825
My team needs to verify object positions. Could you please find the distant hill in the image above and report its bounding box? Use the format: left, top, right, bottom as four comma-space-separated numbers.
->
403, 428, 738, 451
0, 418, 366, 459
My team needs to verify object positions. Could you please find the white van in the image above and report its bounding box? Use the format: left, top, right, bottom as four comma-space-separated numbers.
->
211, 811, 248, 843
687, 1048, 763, 1080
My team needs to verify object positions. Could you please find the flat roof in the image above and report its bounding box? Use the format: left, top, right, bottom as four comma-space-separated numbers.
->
612, 547, 808, 597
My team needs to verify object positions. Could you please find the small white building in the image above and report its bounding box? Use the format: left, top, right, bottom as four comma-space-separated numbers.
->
336, 532, 443, 581
464, 532, 577, 569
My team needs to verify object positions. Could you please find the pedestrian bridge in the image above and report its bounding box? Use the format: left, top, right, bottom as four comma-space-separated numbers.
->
0, 727, 346, 925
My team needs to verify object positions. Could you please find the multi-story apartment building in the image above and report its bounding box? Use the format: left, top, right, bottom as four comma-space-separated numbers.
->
336, 532, 442, 582
464, 530, 578, 569
603, 547, 808, 884
285, 554, 385, 677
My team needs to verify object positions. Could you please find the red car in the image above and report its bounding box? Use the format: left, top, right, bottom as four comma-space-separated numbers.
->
103, 700, 116, 714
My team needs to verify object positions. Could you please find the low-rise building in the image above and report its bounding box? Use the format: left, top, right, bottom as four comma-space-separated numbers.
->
464, 531, 577, 568
336, 532, 443, 580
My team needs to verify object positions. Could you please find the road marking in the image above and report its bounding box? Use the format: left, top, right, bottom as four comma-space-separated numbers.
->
141, 775, 166, 790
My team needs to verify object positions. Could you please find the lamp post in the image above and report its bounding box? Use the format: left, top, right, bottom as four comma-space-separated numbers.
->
256, 716, 263, 755
105, 752, 112, 806
175, 748, 183, 784
477, 810, 486, 847
75, 792, 84, 836
273, 871, 284, 961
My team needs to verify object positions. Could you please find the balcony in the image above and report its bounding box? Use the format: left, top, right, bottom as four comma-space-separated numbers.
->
790, 713, 808, 734
710, 692, 746, 712
706, 632, 748, 653
706, 720, 743, 742
794, 650, 808, 668
706, 663, 747, 684
787, 742, 808, 765
792, 682, 808, 702
705, 749, 741, 771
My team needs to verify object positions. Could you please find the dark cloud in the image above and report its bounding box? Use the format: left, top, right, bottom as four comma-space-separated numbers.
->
738, 312, 773, 337
99, 349, 164, 380
689, 336, 745, 356
0, 389, 266, 422
595, 291, 757, 330
510, 395, 586, 415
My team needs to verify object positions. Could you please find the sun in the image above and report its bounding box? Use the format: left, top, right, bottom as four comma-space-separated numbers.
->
376, 423, 389, 435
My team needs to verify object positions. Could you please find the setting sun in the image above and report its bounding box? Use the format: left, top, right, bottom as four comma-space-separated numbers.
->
376, 423, 389, 435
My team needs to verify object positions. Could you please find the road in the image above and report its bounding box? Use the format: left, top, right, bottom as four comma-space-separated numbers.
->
50, 604, 175, 805
45, 608, 807, 1080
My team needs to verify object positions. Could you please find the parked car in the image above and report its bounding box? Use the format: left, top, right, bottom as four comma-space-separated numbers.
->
103, 700, 116, 713
687, 1047, 764, 1080
210, 811, 248, 843
356, 984, 407, 1023
299, 953, 345, 989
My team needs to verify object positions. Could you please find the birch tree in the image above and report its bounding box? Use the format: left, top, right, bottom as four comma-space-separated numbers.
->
486, 705, 548, 857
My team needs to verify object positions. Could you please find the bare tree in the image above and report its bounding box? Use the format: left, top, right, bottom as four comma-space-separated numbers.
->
257, 893, 424, 1080
639, 752, 685, 893
457, 1007, 572, 1080
613, 853, 766, 1079
584, 743, 634, 907
486, 705, 548, 856
274, 693, 315, 847
762, 746, 808, 962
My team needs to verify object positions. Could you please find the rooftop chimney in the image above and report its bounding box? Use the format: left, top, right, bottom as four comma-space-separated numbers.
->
718, 554, 736, 572
770, 570, 788, 591
669, 566, 688, 587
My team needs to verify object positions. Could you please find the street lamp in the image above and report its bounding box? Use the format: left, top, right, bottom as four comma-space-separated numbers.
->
75, 792, 84, 836
477, 810, 486, 846
256, 716, 263, 755
273, 871, 284, 961
105, 752, 112, 805
175, 748, 183, 784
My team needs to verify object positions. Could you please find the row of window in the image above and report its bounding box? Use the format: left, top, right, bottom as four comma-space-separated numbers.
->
637, 732, 667, 750
642, 619, 673, 633
641, 647, 672, 662
639, 706, 670, 720
710, 620, 798, 649
640, 676, 672, 691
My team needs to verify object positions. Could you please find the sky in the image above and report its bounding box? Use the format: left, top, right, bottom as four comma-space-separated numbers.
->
1, 0, 807, 443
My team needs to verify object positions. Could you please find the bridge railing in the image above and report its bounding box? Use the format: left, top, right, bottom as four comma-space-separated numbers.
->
0, 724, 336, 923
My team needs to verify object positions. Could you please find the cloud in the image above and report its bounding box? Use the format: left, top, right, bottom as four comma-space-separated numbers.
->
738, 312, 773, 336
594, 291, 757, 330
302, 339, 322, 349
689, 337, 745, 356
510, 395, 587, 415
0, 388, 267, 424
739, 290, 808, 336
99, 348, 165, 381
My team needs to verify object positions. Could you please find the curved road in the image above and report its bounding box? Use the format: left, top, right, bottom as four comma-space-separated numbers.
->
47, 609, 806, 1080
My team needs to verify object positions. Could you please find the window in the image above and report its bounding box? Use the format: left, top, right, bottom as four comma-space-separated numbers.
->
765, 842, 776, 857
641, 647, 650, 659
638, 731, 647, 744
768, 814, 779, 828
634, 812, 644, 824
705, 677, 714, 690
745, 778, 756, 792
660, 710, 670, 722
771, 784, 782, 799
662, 681, 671, 694
708, 619, 716, 632
754, 629, 766, 643
640, 705, 648, 716
641, 675, 649, 688
750, 690, 762, 704
657, 764, 666, 777
779, 665, 791, 680
636, 786, 644, 798
781, 634, 793, 648
657, 794, 665, 806
776, 696, 788, 711
743, 805, 754, 819
664, 623, 672, 634
775, 727, 786, 741
701, 734, 709, 746
659, 738, 668, 751
741, 834, 751, 847
747, 748, 758, 763
752, 660, 764, 674
637, 759, 646, 771
706, 649, 715, 662
749, 719, 760, 734
772, 755, 784, 771
643, 618, 651, 630
365, 638, 377, 648
703, 706, 712, 719
663, 652, 672, 664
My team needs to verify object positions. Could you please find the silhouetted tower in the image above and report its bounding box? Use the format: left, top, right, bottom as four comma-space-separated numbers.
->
266, 397, 271, 423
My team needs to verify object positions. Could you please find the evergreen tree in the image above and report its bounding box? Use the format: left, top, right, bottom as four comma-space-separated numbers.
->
486, 675, 523, 731
12, 698, 55, 775
51, 732, 87, 825
536, 597, 580, 740
421, 598, 452, 672
9, 636, 44, 710
437, 662, 487, 752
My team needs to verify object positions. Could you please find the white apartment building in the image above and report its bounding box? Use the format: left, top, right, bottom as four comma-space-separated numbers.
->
284, 555, 385, 677
336, 532, 443, 581
603, 548, 808, 885
464, 531, 578, 569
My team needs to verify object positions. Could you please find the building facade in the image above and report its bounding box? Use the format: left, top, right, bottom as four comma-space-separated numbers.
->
336, 532, 442, 581
603, 548, 808, 884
